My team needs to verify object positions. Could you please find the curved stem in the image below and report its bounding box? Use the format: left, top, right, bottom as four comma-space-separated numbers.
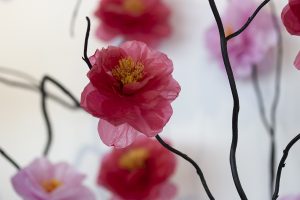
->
226, 0, 271, 40
155, 135, 215, 200
40, 76, 80, 156
0, 147, 20, 170
70, 0, 83, 37
272, 134, 300, 200
83, 17, 93, 70
208, 0, 247, 199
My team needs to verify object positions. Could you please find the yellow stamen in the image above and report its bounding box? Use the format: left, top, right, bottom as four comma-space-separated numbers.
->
123, 0, 145, 15
112, 57, 144, 85
41, 179, 63, 193
119, 148, 149, 171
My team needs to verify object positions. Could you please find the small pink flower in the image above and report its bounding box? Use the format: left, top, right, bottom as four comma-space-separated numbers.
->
94, 0, 172, 47
281, 0, 300, 35
11, 158, 95, 200
81, 41, 180, 148
294, 51, 300, 69
97, 136, 177, 200
206, 0, 277, 78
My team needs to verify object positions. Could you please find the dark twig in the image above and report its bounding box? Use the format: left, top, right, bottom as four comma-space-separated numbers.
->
0, 147, 20, 170
70, 0, 83, 37
83, 17, 93, 70
40, 76, 80, 156
155, 135, 215, 200
208, 0, 247, 199
226, 0, 271, 40
272, 134, 300, 200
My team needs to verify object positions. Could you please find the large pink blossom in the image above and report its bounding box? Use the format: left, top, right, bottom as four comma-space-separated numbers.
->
97, 136, 177, 200
206, 0, 277, 78
81, 41, 180, 148
94, 0, 171, 47
11, 158, 95, 200
281, 0, 300, 35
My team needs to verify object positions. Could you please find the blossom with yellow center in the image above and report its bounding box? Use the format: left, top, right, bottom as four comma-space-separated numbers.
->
123, 0, 145, 15
112, 57, 144, 85
41, 179, 63, 193
119, 148, 149, 171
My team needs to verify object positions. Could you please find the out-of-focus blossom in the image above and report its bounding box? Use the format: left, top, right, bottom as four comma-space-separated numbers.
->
281, 0, 300, 35
294, 51, 300, 69
97, 136, 177, 200
81, 41, 180, 148
94, 0, 172, 47
206, 0, 277, 78
11, 158, 95, 200
280, 194, 300, 200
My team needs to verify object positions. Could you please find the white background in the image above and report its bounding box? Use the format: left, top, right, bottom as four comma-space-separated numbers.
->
0, 0, 300, 199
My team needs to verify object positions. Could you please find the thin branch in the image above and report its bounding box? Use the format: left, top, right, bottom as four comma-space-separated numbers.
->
70, 0, 83, 37
207, 0, 247, 199
226, 0, 271, 40
0, 147, 20, 170
155, 135, 215, 200
83, 17, 93, 70
272, 134, 300, 200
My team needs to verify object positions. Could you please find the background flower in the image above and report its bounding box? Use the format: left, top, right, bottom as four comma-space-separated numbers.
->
12, 158, 95, 200
280, 194, 300, 200
81, 41, 180, 148
205, 0, 277, 78
94, 0, 172, 47
97, 136, 177, 200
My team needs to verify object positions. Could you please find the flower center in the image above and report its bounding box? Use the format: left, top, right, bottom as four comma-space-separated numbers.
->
112, 57, 144, 85
41, 179, 63, 193
119, 148, 149, 171
123, 0, 145, 15
225, 25, 234, 37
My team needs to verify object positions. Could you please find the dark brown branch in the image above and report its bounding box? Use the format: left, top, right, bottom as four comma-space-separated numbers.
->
83, 17, 93, 70
0, 147, 20, 170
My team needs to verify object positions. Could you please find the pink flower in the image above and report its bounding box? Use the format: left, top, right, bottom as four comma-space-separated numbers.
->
81, 41, 180, 148
11, 158, 95, 200
97, 136, 177, 200
94, 0, 172, 47
294, 51, 300, 69
281, 0, 300, 35
280, 195, 300, 200
206, 0, 277, 78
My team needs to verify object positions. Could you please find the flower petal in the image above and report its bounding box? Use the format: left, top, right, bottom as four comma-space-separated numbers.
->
294, 51, 300, 70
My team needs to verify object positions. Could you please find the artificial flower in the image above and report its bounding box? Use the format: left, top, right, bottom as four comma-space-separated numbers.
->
98, 136, 177, 200
94, 0, 172, 47
81, 41, 180, 148
11, 158, 95, 200
281, 0, 300, 35
206, 0, 277, 78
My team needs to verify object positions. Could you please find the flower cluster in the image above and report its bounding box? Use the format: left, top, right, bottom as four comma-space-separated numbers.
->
97, 136, 177, 200
12, 158, 95, 200
206, 0, 277, 78
281, 0, 300, 69
94, 0, 172, 47
81, 41, 180, 148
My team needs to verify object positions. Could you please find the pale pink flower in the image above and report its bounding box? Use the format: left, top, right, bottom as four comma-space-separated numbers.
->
97, 136, 177, 200
94, 0, 172, 47
81, 41, 180, 148
280, 195, 300, 200
11, 158, 95, 200
206, 0, 277, 78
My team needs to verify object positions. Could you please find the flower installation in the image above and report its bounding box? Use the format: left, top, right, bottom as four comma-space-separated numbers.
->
206, 0, 277, 78
81, 40, 180, 148
98, 136, 177, 200
12, 158, 95, 200
94, 0, 172, 46
281, 0, 300, 69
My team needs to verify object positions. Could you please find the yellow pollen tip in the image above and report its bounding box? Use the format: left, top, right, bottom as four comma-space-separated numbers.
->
41, 179, 63, 193
119, 148, 149, 171
112, 57, 144, 85
123, 0, 145, 15
225, 25, 234, 37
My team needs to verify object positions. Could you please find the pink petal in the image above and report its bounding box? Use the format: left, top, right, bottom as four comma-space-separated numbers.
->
294, 51, 300, 70
281, 4, 300, 35
98, 120, 139, 148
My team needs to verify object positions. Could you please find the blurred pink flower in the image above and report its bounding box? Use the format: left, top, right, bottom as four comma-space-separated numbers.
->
94, 0, 172, 47
81, 41, 180, 148
11, 158, 95, 200
281, 0, 300, 35
97, 136, 177, 200
294, 51, 300, 69
206, 0, 277, 78
280, 195, 300, 200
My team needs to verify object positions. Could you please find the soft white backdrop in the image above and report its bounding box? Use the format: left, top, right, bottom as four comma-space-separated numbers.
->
0, 0, 300, 199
